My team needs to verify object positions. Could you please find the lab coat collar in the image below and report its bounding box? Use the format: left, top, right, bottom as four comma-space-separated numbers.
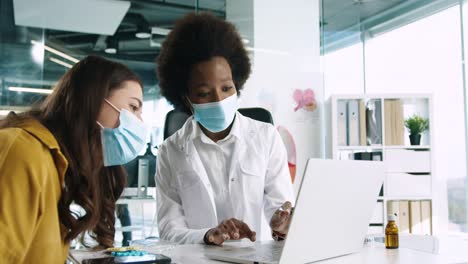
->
177, 112, 247, 154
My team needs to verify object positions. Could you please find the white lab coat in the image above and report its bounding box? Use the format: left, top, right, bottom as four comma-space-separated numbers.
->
156, 112, 295, 244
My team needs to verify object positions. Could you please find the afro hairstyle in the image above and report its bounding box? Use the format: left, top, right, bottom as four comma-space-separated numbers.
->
156, 12, 251, 113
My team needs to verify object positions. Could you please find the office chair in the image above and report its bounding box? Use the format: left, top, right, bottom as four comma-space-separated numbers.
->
163, 107, 274, 139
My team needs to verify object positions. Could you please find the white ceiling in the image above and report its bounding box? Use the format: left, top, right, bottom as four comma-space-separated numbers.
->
13, 0, 130, 35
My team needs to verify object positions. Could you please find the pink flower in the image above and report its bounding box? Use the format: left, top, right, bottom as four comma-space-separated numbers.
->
293, 88, 317, 112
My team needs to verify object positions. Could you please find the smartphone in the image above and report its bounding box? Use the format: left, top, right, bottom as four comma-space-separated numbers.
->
82, 254, 171, 264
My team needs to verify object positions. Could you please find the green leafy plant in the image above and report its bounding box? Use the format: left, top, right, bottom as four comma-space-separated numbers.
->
404, 114, 429, 135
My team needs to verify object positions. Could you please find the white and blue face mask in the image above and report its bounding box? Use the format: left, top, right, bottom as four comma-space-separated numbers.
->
191, 93, 239, 133
97, 99, 148, 167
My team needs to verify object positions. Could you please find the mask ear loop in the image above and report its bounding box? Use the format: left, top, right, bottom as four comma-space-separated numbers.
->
96, 99, 121, 129
96, 121, 104, 129
184, 96, 194, 115
104, 99, 121, 113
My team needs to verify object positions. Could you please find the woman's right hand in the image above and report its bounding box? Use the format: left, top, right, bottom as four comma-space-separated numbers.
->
204, 218, 256, 245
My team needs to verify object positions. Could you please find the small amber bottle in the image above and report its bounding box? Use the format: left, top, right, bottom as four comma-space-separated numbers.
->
385, 214, 399, 249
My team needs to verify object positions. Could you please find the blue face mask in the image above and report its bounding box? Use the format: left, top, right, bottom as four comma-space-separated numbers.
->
192, 93, 238, 133
97, 99, 148, 167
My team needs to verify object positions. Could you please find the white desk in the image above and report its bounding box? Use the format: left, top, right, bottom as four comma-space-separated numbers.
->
69, 235, 468, 264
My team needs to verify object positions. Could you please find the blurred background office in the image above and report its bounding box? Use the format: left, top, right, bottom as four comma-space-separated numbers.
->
1, 0, 467, 246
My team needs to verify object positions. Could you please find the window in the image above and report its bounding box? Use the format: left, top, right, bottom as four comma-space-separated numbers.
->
322, 3, 468, 234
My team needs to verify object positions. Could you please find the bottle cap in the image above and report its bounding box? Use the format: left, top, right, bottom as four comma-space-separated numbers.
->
388, 214, 397, 221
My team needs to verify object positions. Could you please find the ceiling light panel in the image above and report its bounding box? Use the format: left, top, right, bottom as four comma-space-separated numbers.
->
13, 0, 131, 35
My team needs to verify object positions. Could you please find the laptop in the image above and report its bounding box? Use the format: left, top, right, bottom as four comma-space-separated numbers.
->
205, 158, 385, 264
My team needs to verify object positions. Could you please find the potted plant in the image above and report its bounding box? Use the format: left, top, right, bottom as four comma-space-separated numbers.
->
404, 114, 429, 145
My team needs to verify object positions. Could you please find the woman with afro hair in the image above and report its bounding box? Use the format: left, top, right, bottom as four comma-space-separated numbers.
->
155, 12, 294, 245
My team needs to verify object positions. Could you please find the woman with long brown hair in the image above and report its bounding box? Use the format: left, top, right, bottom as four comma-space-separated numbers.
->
0, 55, 147, 263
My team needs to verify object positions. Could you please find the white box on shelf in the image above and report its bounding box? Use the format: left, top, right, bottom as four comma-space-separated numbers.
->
337, 100, 348, 146
399, 201, 411, 234
410, 201, 423, 234
386, 173, 432, 197
385, 149, 431, 173
347, 100, 360, 146
420, 200, 432, 235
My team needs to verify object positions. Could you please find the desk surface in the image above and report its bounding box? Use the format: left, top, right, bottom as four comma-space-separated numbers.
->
69, 235, 468, 264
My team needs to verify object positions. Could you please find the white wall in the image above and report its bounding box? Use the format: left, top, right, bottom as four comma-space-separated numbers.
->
323, 43, 365, 98
227, 0, 322, 192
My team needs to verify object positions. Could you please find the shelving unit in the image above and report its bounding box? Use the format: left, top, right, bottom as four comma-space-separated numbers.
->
330, 94, 434, 235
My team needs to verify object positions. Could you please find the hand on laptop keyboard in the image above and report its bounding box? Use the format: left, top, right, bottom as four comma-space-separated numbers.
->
204, 218, 257, 245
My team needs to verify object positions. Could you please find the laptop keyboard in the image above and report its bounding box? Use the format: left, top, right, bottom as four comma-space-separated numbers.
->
238, 242, 284, 263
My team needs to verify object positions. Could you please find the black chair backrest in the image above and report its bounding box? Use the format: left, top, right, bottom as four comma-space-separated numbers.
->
163, 107, 274, 139
163, 110, 190, 140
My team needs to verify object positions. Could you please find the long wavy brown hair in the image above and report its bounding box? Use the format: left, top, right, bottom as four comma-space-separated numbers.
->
0, 55, 143, 248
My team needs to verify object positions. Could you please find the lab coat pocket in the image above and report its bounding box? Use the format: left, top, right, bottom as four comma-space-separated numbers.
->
239, 162, 264, 206
177, 170, 201, 190
177, 172, 212, 229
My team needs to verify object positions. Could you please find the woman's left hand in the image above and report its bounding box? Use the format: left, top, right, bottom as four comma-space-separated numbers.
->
270, 201, 294, 240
